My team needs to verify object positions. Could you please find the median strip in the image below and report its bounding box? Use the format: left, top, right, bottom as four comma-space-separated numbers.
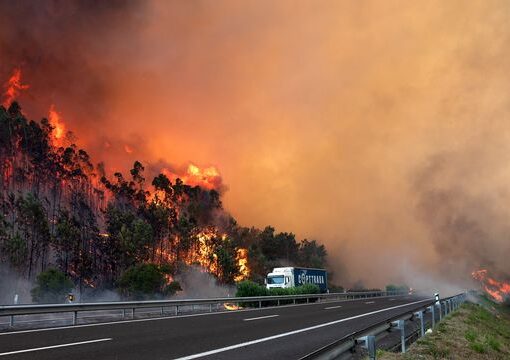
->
243, 315, 279, 321
173, 298, 432, 360
0, 338, 113, 356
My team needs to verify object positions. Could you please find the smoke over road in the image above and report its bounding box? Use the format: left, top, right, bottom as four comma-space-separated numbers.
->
1, 0, 510, 291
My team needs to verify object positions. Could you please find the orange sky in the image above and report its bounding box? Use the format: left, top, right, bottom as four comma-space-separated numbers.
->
2, 0, 510, 289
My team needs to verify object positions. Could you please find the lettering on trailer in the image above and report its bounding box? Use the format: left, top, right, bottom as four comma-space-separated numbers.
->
297, 270, 325, 285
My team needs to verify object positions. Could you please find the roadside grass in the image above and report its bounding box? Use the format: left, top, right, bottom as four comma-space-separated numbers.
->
377, 298, 510, 360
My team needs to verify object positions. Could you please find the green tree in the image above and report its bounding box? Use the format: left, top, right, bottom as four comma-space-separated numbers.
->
31, 268, 74, 303
1, 233, 28, 270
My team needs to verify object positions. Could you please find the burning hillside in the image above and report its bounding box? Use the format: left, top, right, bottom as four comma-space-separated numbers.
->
0, 68, 326, 296
0, 68, 247, 288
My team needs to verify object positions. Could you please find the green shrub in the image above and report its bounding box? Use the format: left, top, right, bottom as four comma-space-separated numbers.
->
385, 284, 409, 293
294, 284, 320, 294
118, 263, 178, 299
236, 281, 320, 298
235, 280, 267, 297
31, 268, 74, 303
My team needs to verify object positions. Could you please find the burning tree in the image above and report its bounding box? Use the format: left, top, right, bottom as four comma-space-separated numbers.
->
0, 69, 329, 297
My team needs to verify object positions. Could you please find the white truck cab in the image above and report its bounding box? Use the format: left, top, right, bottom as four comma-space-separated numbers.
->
265, 267, 294, 289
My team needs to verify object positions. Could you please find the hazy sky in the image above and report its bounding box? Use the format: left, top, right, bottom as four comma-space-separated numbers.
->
2, 0, 510, 288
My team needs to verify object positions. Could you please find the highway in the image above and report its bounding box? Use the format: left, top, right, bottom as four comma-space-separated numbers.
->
0, 295, 431, 359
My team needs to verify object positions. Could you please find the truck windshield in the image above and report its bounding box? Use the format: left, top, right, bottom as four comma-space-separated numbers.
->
267, 275, 284, 284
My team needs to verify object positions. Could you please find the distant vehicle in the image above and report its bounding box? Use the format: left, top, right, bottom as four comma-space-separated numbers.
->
265, 267, 328, 293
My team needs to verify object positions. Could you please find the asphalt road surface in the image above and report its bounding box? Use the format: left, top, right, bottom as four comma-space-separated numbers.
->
0, 295, 431, 360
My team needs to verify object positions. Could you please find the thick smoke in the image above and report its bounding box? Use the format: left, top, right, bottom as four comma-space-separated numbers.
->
174, 266, 235, 299
0, 266, 33, 304
414, 145, 510, 285
1, 0, 510, 291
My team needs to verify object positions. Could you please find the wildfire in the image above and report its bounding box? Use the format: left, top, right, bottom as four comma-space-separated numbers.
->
0, 71, 246, 287
472, 269, 510, 302
161, 163, 222, 190
48, 104, 66, 146
185, 229, 222, 275
223, 303, 240, 311
235, 248, 250, 282
2, 68, 29, 107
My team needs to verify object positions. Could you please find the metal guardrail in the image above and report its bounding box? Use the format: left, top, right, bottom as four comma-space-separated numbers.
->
300, 293, 467, 360
0, 290, 406, 329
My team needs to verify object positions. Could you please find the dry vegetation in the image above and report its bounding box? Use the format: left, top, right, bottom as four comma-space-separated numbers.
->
378, 297, 510, 360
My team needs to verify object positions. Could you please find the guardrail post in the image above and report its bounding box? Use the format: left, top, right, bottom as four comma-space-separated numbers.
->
132, 308, 135, 319
429, 305, 436, 328
259, 300, 262, 308
73, 311, 78, 325
9, 315, 14, 328
359, 335, 376, 360
437, 302, 442, 321
123, 308, 126, 319
175, 305, 179, 316
209, 303, 213, 312
161, 307, 164, 316
393, 319, 406, 353
277, 299, 280, 306
415, 311, 424, 337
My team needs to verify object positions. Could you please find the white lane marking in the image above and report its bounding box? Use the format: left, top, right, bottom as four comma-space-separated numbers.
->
243, 315, 279, 322
173, 299, 432, 360
0, 295, 410, 336
0, 338, 112, 356
365, 301, 375, 304
324, 305, 342, 310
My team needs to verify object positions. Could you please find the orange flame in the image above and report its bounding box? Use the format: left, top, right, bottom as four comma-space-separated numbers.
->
161, 163, 222, 190
2, 68, 29, 108
223, 303, 240, 310
48, 104, 66, 146
472, 269, 510, 302
235, 248, 250, 282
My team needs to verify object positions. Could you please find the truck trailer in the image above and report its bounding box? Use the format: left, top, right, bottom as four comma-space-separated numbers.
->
265, 267, 328, 293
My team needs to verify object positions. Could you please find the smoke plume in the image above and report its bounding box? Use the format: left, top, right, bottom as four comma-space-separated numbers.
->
1, 0, 510, 290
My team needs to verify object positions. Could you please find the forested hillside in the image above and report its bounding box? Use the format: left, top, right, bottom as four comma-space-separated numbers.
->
0, 102, 328, 298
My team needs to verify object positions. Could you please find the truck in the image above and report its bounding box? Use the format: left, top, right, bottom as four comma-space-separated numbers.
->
265, 267, 328, 293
